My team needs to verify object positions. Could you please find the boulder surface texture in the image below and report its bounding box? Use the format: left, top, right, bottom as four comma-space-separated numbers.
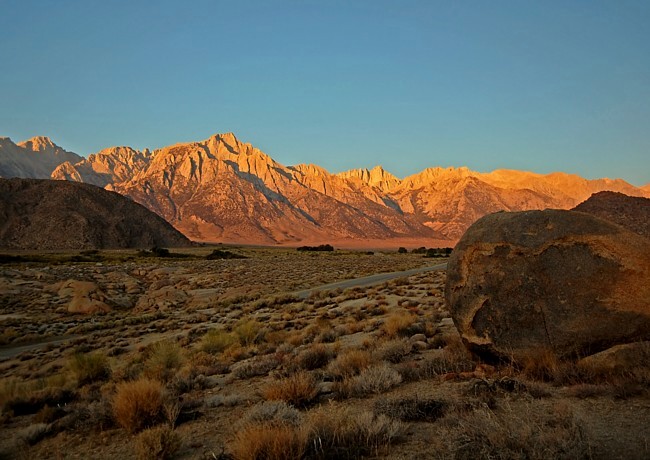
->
445, 209, 650, 362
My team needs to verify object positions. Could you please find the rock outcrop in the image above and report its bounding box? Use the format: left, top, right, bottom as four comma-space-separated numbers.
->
0, 178, 191, 249
56, 280, 112, 314
573, 191, 650, 239
445, 209, 650, 362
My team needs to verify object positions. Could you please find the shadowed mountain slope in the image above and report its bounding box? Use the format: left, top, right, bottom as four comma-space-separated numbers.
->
0, 178, 191, 250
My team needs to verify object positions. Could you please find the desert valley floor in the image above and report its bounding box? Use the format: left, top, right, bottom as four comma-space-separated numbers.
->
0, 247, 649, 459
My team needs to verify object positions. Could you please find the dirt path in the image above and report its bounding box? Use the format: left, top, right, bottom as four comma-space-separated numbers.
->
292, 261, 447, 298
0, 334, 81, 361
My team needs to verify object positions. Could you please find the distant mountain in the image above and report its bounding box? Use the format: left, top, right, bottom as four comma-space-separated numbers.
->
111, 133, 433, 244
0, 136, 81, 179
51, 146, 152, 187
1, 132, 648, 246
573, 191, 650, 239
0, 178, 191, 250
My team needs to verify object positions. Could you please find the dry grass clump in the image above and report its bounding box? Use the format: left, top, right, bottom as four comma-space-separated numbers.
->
68, 351, 111, 385
134, 424, 181, 460
373, 338, 413, 363
230, 405, 403, 460
0, 377, 74, 417
442, 402, 590, 460
326, 349, 372, 379
18, 422, 50, 446
232, 355, 279, 379
520, 348, 563, 382
295, 343, 337, 371
240, 401, 303, 427
396, 351, 475, 382
374, 396, 446, 422
234, 320, 264, 346
306, 405, 404, 458
336, 363, 402, 398
230, 423, 307, 460
200, 328, 238, 355
112, 378, 166, 433
261, 371, 319, 408
382, 310, 417, 338
143, 340, 183, 382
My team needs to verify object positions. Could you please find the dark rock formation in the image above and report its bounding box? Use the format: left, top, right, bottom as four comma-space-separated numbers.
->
445, 209, 650, 362
573, 191, 650, 239
0, 178, 191, 249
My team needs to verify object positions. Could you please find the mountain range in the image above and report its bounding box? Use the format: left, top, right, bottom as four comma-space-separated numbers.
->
1, 133, 648, 247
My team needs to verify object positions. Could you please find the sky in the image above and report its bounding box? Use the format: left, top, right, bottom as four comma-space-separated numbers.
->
1, 0, 649, 186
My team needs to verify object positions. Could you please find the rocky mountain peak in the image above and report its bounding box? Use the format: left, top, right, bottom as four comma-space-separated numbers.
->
337, 165, 400, 192
400, 166, 474, 189
292, 163, 331, 177
18, 136, 60, 152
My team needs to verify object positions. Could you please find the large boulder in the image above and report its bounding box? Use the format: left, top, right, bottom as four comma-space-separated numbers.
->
445, 209, 650, 362
56, 280, 112, 314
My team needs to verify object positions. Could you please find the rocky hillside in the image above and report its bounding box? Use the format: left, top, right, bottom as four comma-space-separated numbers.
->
0, 178, 191, 250
573, 191, 650, 239
2, 132, 648, 245
0, 136, 81, 179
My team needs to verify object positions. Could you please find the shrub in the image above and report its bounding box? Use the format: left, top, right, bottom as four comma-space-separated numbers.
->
446, 402, 590, 460
296, 344, 336, 371
0, 377, 75, 416
232, 355, 279, 379
230, 423, 307, 460
336, 363, 402, 398
374, 339, 412, 364
374, 397, 446, 422
520, 348, 563, 382
262, 371, 319, 408
135, 425, 181, 460
229, 406, 403, 460
234, 320, 263, 346
382, 310, 416, 338
326, 349, 372, 379
143, 340, 183, 382
241, 401, 303, 427
306, 406, 403, 458
296, 244, 334, 252
397, 247, 408, 254
112, 378, 166, 433
151, 246, 170, 257
68, 351, 111, 385
200, 329, 238, 355
206, 249, 247, 260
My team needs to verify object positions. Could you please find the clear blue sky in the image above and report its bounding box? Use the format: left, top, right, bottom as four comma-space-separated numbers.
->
1, 0, 649, 185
